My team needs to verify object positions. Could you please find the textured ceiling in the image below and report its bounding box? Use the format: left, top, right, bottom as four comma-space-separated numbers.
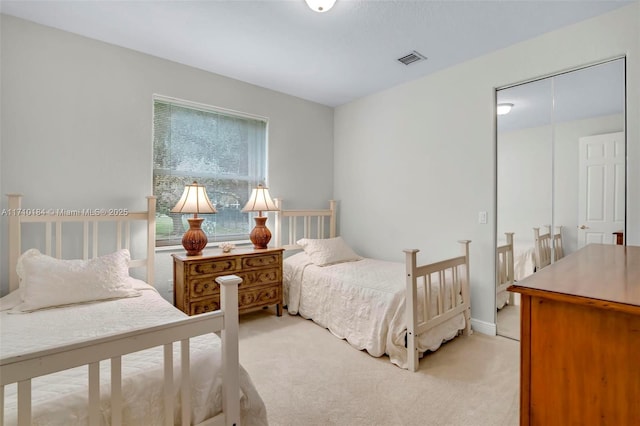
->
0, 0, 632, 107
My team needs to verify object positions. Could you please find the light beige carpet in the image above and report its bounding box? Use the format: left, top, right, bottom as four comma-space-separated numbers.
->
239, 309, 519, 426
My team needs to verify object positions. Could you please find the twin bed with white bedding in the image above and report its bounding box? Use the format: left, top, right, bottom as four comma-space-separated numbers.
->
274, 199, 472, 371
1, 195, 267, 426
1, 281, 265, 425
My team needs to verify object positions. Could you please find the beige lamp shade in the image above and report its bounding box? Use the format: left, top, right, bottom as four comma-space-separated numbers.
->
171, 181, 217, 216
242, 184, 278, 215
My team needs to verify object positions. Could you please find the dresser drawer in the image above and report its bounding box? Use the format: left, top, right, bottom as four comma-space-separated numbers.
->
242, 253, 280, 270
239, 285, 282, 312
189, 284, 281, 315
188, 298, 221, 315
188, 258, 237, 276
189, 268, 280, 298
237, 269, 281, 288
190, 277, 221, 298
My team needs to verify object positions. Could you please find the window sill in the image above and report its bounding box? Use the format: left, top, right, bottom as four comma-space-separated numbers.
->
155, 239, 253, 253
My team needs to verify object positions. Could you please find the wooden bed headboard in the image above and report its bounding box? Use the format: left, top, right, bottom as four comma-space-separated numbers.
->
7, 194, 156, 292
273, 199, 336, 250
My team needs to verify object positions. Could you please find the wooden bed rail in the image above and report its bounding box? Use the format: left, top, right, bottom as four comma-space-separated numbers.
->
404, 240, 472, 372
0, 276, 242, 426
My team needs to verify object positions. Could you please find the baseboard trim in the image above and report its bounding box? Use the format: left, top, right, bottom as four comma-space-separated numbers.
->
471, 318, 497, 336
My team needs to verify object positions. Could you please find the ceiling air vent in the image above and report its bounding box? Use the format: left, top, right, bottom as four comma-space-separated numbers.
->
397, 51, 426, 66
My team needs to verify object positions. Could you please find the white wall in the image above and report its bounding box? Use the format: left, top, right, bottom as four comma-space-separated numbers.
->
0, 15, 334, 297
498, 125, 553, 244
334, 3, 640, 332
498, 114, 624, 256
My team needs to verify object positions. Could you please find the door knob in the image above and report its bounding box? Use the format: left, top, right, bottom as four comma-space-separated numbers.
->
578, 225, 589, 230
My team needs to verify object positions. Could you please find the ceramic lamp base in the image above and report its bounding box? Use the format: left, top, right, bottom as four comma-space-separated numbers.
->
182, 217, 207, 256
249, 216, 271, 249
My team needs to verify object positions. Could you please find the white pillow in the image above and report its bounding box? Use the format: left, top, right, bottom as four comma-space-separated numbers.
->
14, 249, 140, 312
296, 236, 361, 266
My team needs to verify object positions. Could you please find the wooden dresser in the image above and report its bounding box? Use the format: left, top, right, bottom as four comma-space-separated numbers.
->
509, 244, 640, 425
172, 247, 284, 316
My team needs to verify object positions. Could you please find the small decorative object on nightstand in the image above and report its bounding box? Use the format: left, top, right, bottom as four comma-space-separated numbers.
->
172, 247, 284, 316
220, 242, 235, 253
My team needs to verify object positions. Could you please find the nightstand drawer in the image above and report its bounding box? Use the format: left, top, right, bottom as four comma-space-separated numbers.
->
189, 285, 281, 315
238, 285, 282, 311
190, 277, 221, 298
189, 269, 280, 298
189, 298, 220, 315
242, 253, 280, 269
189, 258, 237, 276
237, 269, 281, 287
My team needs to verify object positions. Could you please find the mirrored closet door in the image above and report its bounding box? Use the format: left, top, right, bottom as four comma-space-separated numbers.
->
496, 58, 626, 340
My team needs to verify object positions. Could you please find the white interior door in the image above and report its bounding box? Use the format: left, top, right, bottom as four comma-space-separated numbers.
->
577, 132, 625, 248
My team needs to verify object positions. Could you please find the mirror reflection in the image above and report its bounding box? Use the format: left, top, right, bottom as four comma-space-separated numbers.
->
496, 59, 626, 341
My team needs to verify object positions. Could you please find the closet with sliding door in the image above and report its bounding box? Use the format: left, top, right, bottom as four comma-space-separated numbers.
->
495, 58, 627, 340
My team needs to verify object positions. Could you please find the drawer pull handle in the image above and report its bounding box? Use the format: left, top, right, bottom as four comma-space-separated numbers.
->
204, 284, 209, 289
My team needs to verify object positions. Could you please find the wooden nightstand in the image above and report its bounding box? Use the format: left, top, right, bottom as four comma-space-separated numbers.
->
172, 247, 284, 316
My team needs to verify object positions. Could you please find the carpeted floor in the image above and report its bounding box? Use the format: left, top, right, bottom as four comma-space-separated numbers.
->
239, 309, 520, 426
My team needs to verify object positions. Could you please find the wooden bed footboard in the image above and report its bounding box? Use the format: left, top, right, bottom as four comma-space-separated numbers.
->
404, 241, 472, 372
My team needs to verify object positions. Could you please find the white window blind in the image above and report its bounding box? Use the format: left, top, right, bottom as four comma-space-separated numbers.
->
153, 97, 267, 247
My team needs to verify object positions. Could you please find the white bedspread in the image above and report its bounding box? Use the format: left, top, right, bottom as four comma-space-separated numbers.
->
513, 241, 535, 281
284, 253, 465, 369
498, 238, 535, 281
0, 284, 268, 426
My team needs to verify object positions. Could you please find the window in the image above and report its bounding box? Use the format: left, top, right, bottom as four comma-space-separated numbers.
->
153, 96, 268, 247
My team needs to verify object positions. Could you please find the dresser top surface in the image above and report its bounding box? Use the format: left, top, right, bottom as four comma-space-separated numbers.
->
510, 244, 640, 308
172, 246, 283, 262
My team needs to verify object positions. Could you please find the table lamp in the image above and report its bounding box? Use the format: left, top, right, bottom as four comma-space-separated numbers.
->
242, 184, 279, 249
171, 181, 217, 256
